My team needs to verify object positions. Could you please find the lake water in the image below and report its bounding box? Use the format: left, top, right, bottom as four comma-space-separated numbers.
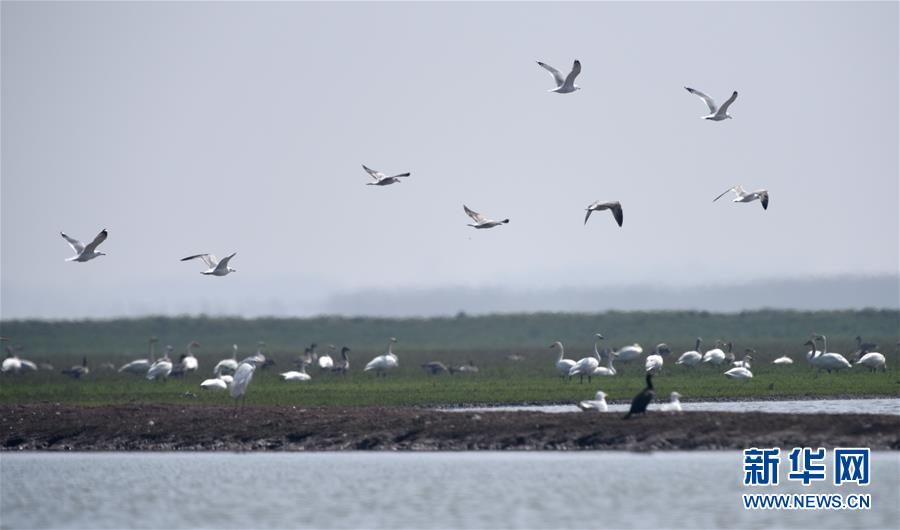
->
446, 397, 900, 416
1, 452, 897, 529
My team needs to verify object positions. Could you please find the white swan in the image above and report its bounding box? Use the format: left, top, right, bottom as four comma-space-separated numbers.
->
2, 352, 22, 374
464, 205, 509, 229
180, 253, 237, 276
613, 343, 643, 362
808, 337, 852, 373
200, 378, 228, 390
773, 355, 793, 365
684, 87, 738, 120
318, 345, 335, 370
856, 352, 886, 372
702, 340, 726, 365
364, 338, 399, 376
644, 343, 667, 374
733, 349, 754, 368
213, 345, 239, 376
180, 341, 200, 373
147, 346, 174, 381
551, 341, 576, 379
578, 391, 608, 412
536, 59, 581, 93
659, 391, 682, 412
676, 338, 703, 367
724, 366, 753, 379
60, 229, 108, 262
591, 349, 617, 377
120, 337, 157, 375
280, 365, 312, 382
569, 334, 604, 382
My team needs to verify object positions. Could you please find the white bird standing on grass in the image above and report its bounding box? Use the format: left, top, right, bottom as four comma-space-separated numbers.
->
591, 349, 617, 377
536, 60, 582, 93
60, 229, 108, 262
180, 341, 200, 373
807, 337, 852, 373
362, 164, 410, 186
463, 205, 509, 229
676, 338, 703, 367
318, 345, 335, 370
364, 337, 400, 376
569, 334, 604, 383
147, 346, 174, 381
551, 341, 576, 379
584, 201, 623, 227
684, 87, 738, 121
230, 356, 261, 412
645, 344, 667, 374
119, 337, 158, 375
213, 345, 239, 376
702, 340, 726, 365
856, 351, 886, 372
578, 391, 608, 412
613, 343, 644, 363
181, 253, 237, 276
713, 186, 770, 210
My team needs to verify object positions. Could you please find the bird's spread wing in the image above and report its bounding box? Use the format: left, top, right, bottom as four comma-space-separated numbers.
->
713, 187, 737, 202
563, 60, 581, 87
181, 254, 217, 268
609, 202, 624, 227
83, 229, 108, 254
536, 61, 565, 87
216, 252, 237, 271
362, 164, 386, 181
758, 191, 769, 210
60, 232, 85, 254
463, 205, 486, 223
390, 172, 411, 179
717, 91, 738, 115
685, 87, 717, 114
584, 201, 600, 225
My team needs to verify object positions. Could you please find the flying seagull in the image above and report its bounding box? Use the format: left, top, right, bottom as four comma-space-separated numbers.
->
584, 201, 623, 227
363, 164, 410, 186
464, 205, 509, 229
684, 87, 738, 121
181, 253, 238, 276
536, 60, 581, 93
60, 229, 108, 262
713, 186, 769, 210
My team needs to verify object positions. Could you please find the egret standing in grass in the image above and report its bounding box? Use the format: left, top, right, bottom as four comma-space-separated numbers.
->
231, 356, 261, 414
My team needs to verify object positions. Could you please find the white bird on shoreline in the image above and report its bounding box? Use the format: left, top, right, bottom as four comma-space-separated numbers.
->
536, 60, 581, 93
181, 253, 237, 276
684, 86, 738, 121
364, 338, 399, 376
578, 391, 608, 412
584, 201, 623, 227
551, 341, 576, 379
659, 391, 682, 412
714, 185, 769, 210
60, 229, 108, 262
464, 205, 509, 229
363, 164, 410, 186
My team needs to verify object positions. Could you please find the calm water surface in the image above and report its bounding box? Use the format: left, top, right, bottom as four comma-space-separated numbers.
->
449, 398, 900, 415
1, 452, 897, 529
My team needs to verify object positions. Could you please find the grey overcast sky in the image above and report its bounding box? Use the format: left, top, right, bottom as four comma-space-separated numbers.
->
1, 1, 897, 319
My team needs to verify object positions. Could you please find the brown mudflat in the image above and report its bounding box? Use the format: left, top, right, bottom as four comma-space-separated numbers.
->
2, 404, 898, 451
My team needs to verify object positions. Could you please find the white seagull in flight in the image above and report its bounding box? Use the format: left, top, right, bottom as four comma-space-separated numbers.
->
536, 60, 581, 93
684, 87, 738, 121
713, 186, 770, 210
60, 229, 108, 262
584, 201, 624, 227
363, 164, 410, 186
464, 205, 509, 229
181, 253, 238, 276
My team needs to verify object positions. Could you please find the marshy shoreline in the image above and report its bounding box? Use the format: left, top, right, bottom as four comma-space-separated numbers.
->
2, 404, 898, 452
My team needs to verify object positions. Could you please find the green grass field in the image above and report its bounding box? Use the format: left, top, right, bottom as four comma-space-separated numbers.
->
1, 347, 896, 407
1, 311, 897, 406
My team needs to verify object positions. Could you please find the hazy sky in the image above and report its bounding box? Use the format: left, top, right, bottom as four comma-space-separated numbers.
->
2, 2, 898, 319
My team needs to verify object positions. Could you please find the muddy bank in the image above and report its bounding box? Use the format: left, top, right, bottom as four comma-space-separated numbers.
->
2, 404, 898, 451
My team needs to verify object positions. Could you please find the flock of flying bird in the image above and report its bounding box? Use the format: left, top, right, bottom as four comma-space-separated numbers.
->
55, 59, 771, 273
